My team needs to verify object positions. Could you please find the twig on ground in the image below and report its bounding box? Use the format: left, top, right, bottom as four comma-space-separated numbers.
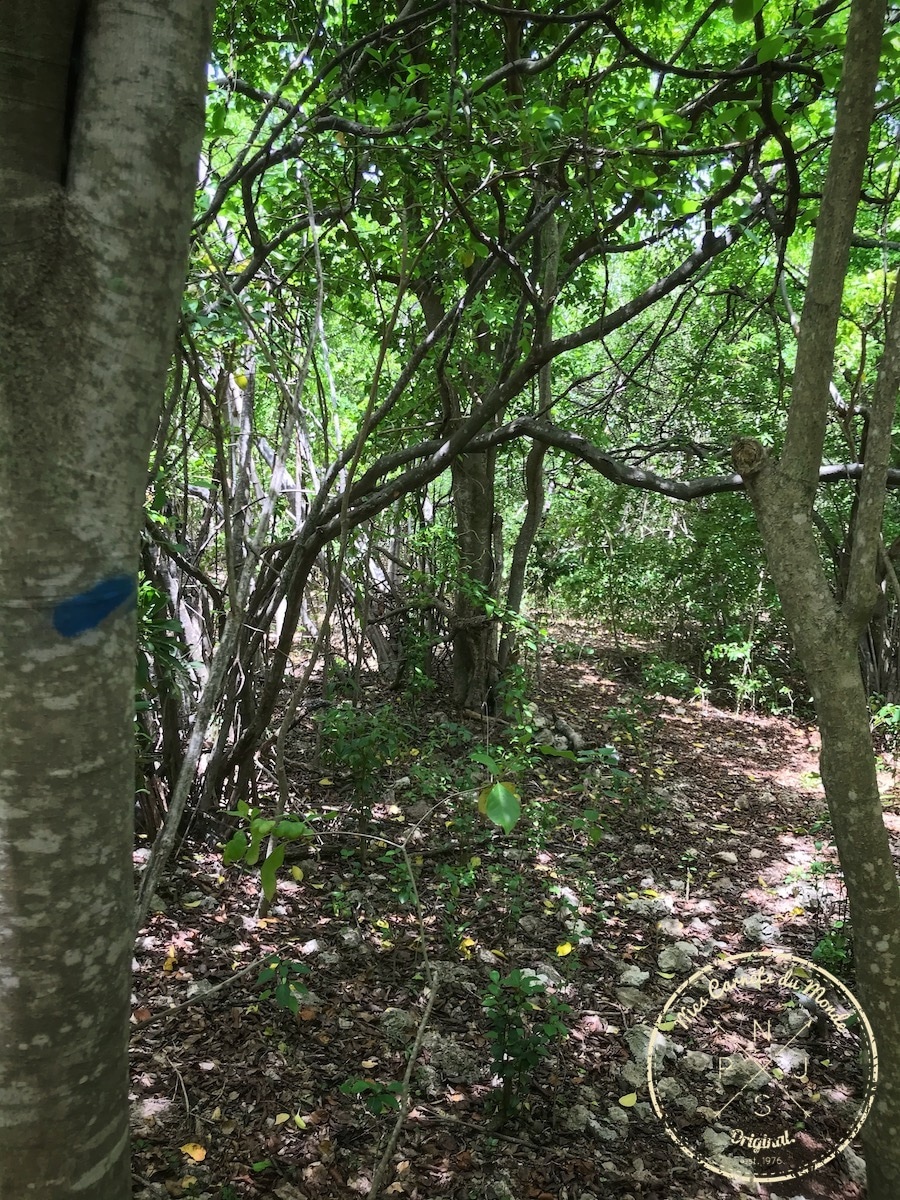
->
413, 1106, 542, 1148
368, 971, 441, 1198
130, 948, 289, 1035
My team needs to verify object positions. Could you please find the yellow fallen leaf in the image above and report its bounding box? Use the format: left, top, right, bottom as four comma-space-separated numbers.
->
180, 1142, 206, 1161
361, 1058, 379, 1069
556, 942, 574, 957
294, 1115, 307, 1128
619, 1093, 638, 1107
319, 777, 333, 786
291, 866, 304, 881
275, 1112, 290, 1125
459, 937, 476, 957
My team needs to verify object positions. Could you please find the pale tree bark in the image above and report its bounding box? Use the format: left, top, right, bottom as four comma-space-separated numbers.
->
498, 205, 560, 678
731, 0, 900, 1191
0, 3, 212, 1196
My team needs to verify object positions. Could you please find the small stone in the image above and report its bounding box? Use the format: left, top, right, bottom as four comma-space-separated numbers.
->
683, 1051, 714, 1073
380, 1007, 416, 1047
522, 962, 564, 988
565, 1104, 592, 1133
655, 1077, 683, 1100
517, 914, 543, 936
615, 987, 657, 1013
657, 942, 699, 973
742, 913, 779, 945
843, 1145, 867, 1187
619, 966, 649, 987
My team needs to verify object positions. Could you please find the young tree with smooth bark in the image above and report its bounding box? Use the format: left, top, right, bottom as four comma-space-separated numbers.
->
0, 3, 212, 1194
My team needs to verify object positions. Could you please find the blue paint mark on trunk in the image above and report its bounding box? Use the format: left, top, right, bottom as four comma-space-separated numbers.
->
53, 574, 137, 638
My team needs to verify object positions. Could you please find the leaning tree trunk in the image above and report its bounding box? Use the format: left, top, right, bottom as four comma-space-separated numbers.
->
733, 0, 900, 1191
0, 4, 211, 1197
497, 206, 559, 680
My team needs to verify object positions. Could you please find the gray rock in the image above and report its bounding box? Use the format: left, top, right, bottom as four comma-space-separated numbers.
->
618, 1061, 646, 1089
414, 1063, 442, 1097
742, 912, 779, 945
380, 1007, 416, 1047
843, 1145, 867, 1187
423, 1031, 479, 1081
593, 1122, 623, 1143
623, 896, 672, 919
517, 914, 543, 936
702, 1127, 733, 1155
564, 1103, 592, 1133
719, 1053, 770, 1090
522, 962, 564, 988
657, 941, 699, 972
615, 987, 658, 1013
683, 1050, 714, 1073
605, 1103, 630, 1129
619, 966, 649, 987
624, 1023, 656, 1061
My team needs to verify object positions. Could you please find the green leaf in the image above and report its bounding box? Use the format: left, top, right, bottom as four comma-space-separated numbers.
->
223, 830, 248, 864
470, 749, 502, 774
756, 34, 786, 63
732, 0, 764, 21
274, 819, 312, 841
485, 782, 521, 834
341, 1079, 374, 1095
536, 743, 576, 760
260, 843, 286, 902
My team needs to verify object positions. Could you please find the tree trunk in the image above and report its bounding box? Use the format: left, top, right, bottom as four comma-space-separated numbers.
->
498, 438, 547, 676
451, 447, 501, 709
733, 0, 900, 1189
498, 204, 559, 679
0, 4, 212, 1195
738, 446, 900, 1194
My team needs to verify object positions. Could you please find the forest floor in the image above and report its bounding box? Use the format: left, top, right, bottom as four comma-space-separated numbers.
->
131, 620, 900, 1200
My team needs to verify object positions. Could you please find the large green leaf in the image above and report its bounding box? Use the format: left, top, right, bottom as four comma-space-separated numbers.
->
484, 783, 521, 834
260, 843, 286, 903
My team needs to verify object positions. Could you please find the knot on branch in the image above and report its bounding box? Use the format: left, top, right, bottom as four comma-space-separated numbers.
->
731, 438, 767, 478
